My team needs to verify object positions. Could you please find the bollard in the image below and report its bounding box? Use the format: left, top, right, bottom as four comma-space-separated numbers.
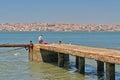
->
59, 40, 62, 44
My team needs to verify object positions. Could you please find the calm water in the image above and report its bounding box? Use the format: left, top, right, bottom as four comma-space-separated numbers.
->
0, 31, 120, 80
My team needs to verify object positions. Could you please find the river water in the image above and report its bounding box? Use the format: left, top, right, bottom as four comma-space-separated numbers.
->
0, 31, 120, 80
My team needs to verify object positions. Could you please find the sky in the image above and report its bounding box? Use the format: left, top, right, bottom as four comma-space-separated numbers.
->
0, 0, 120, 24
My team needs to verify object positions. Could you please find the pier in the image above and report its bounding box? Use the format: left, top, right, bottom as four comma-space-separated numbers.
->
0, 43, 120, 80
38, 43, 120, 80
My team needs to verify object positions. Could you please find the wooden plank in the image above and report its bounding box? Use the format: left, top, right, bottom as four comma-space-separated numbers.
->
0, 44, 30, 47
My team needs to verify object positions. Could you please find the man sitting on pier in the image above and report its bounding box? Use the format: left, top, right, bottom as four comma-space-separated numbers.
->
38, 35, 43, 44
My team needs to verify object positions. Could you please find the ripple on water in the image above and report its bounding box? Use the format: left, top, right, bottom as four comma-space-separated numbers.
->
0, 49, 120, 80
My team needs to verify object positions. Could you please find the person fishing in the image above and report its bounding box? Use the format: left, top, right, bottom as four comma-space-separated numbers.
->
38, 35, 43, 44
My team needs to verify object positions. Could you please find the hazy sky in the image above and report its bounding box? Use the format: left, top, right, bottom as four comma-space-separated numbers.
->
0, 0, 120, 24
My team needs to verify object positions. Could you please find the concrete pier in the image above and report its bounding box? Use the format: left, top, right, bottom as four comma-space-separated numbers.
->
38, 43, 120, 80
0, 43, 120, 80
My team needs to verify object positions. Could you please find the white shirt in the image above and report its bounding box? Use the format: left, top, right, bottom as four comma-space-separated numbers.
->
38, 36, 43, 41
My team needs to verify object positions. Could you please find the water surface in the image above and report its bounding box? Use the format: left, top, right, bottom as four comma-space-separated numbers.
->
0, 31, 120, 80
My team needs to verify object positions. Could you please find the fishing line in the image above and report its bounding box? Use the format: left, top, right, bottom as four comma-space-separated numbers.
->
0, 47, 25, 53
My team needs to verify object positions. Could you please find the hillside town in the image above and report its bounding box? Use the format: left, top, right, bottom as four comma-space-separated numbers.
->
0, 23, 120, 32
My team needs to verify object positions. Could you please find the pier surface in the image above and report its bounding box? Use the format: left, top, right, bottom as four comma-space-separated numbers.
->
39, 43, 120, 64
